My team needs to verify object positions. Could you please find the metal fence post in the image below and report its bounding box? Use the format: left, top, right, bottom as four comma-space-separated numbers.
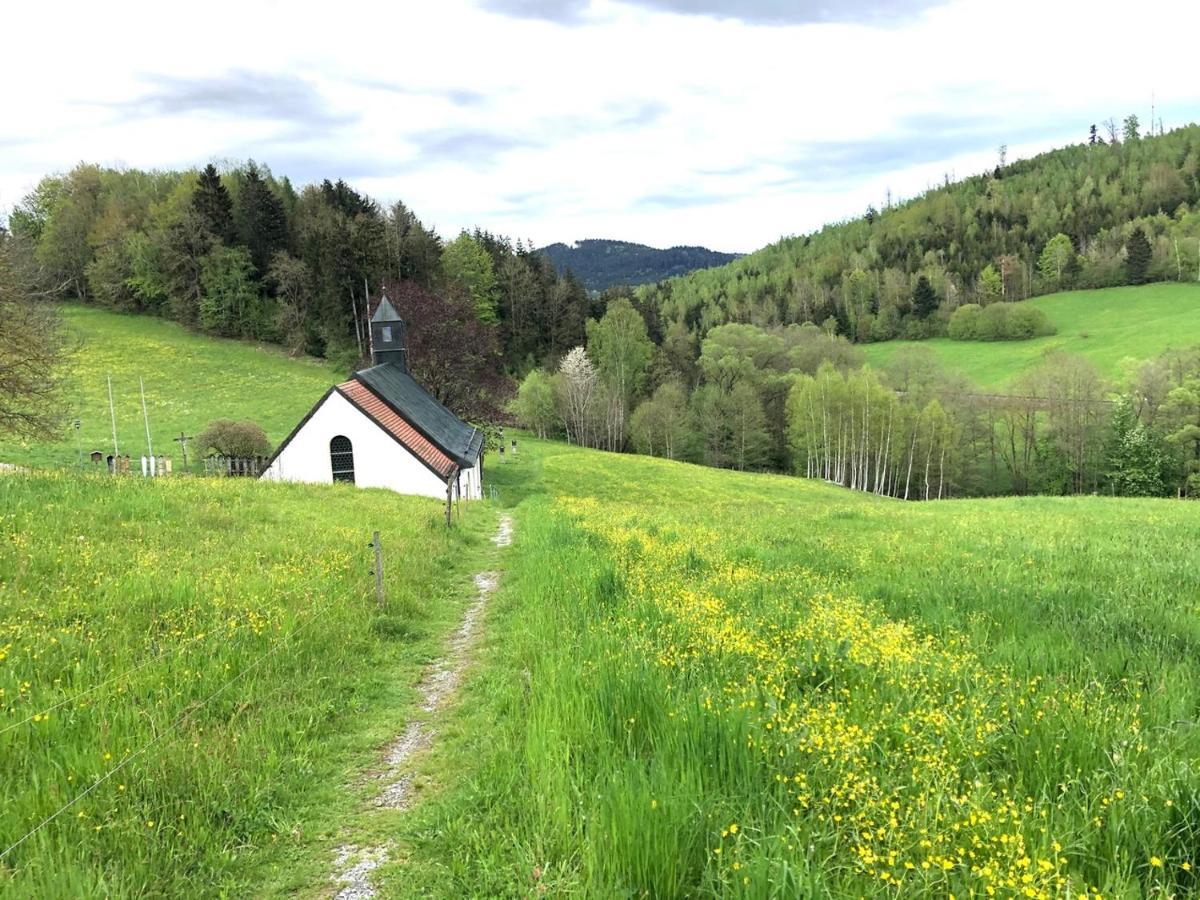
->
372, 531, 385, 610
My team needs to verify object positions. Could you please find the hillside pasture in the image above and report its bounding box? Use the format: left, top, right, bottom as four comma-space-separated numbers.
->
391, 437, 1200, 898
863, 283, 1200, 387
0, 472, 489, 897
0, 305, 344, 470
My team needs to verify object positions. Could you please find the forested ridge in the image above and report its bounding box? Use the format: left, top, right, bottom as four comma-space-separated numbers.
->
2, 161, 604, 417
636, 121, 1200, 341
539, 238, 740, 292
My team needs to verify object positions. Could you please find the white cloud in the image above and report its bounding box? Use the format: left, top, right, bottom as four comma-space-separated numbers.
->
2, 0, 1199, 252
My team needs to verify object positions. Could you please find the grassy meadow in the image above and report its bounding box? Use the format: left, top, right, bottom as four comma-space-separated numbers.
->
0, 305, 344, 470
0, 471, 492, 897
388, 437, 1200, 898
863, 283, 1200, 388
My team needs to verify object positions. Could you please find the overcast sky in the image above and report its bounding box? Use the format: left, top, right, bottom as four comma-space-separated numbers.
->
3, 0, 1200, 253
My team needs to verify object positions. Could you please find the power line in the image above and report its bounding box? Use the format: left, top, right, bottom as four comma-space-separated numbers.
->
0, 595, 333, 865
0, 570, 330, 740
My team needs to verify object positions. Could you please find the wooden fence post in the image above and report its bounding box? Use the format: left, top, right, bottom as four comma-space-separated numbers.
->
372, 531, 385, 610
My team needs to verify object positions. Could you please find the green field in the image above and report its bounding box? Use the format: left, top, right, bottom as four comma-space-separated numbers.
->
863, 283, 1200, 387
0, 472, 492, 897
383, 437, 1200, 898
0, 305, 344, 470
7, 299, 1200, 897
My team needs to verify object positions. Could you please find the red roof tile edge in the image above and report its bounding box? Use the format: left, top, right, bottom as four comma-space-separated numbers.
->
337, 380, 457, 478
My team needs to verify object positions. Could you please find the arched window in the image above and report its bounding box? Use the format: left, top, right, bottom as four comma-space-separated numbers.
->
330, 435, 355, 484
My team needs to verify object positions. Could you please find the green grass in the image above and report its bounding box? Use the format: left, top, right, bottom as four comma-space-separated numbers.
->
863, 283, 1200, 387
0, 471, 493, 897
388, 436, 1200, 898
0, 305, 345, 470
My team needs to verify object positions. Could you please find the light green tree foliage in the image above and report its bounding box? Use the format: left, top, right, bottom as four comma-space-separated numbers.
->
585, 298, 654, 450
698, 323, 787, 389
978, 264, 1004, 303
1159, 381, 1200, 494
630, 382, 692, 460
1105, 398, 1168, 496
948, 302, 1055, 341
728, 381, 770, 471
199, 246, 261, 337
947, 304, 982, 340
1037, 233, 1075, 287
509, 368, 559, 438
689, 384, 735, 468
661, 318, 699, 386
779, 323, 865, 374
35, 166, 104, 299
441, 232, 499, 324
786, 362, 959, 498
268, 251, 314, 354
841, 268, 877, 340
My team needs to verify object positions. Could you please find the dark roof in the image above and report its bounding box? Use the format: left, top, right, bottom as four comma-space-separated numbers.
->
354, 363, 484, 467
371, 293, 402, 322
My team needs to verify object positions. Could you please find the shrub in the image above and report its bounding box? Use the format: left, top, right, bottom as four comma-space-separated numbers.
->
947, 302, 1056, 342
947, 304, 982, 340
1006, 304, 1055, 339
195, 418, 271, 457
977, 303, 1009, 340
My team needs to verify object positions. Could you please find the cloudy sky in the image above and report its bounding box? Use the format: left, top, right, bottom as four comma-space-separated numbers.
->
3, 0, 1200, 253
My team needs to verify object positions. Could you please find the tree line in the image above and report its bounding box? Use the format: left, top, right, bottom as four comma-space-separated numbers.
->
510, 302, 1200, 498
3, 160, 612, 418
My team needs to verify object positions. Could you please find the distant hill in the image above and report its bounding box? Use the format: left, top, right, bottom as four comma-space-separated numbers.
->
634, 124, 1200, 343
539, 239, 741, 292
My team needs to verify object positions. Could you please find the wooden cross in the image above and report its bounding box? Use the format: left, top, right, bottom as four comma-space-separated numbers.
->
173, 432, 194, 471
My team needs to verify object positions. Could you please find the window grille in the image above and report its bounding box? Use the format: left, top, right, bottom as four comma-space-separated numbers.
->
330, 435, 355, 483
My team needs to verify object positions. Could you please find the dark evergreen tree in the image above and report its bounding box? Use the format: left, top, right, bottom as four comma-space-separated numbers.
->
234, 163, 288, 275
1125, 226, 1152, 285
912, 275, 938, 319
1088, 124, 1098, 145
192, 164, 235, 244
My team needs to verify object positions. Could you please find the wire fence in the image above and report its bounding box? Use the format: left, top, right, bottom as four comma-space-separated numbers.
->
0, 554, 371, 865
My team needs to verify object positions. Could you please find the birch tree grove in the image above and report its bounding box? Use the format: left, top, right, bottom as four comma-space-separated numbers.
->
787, 363, 957, 499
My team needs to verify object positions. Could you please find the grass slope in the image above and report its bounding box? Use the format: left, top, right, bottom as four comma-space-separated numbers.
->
0, 472, 492, 897
389, 437, 1200, 898
863, 283, 1200, 387
0, 305, 344, 469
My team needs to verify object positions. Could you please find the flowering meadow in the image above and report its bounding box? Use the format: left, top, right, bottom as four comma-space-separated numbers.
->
0, 471, 486, 897
396, 437, 1200, 898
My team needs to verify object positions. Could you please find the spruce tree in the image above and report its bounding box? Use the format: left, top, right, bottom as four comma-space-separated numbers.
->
235, 164, 288, 275
912, 275, 938, 319
192, 164, 235, 244
1125, 226, 1152, 285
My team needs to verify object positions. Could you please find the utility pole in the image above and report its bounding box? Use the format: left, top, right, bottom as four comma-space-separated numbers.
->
107, 376, 119, 457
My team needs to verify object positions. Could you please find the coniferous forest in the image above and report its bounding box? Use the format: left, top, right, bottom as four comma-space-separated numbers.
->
7, 120, 1200, 498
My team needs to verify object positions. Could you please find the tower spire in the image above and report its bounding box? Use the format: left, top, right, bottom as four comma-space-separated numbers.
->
369, 291, 407, 371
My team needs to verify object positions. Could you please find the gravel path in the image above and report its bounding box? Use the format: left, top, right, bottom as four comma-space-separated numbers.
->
330, 515, 513, 899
